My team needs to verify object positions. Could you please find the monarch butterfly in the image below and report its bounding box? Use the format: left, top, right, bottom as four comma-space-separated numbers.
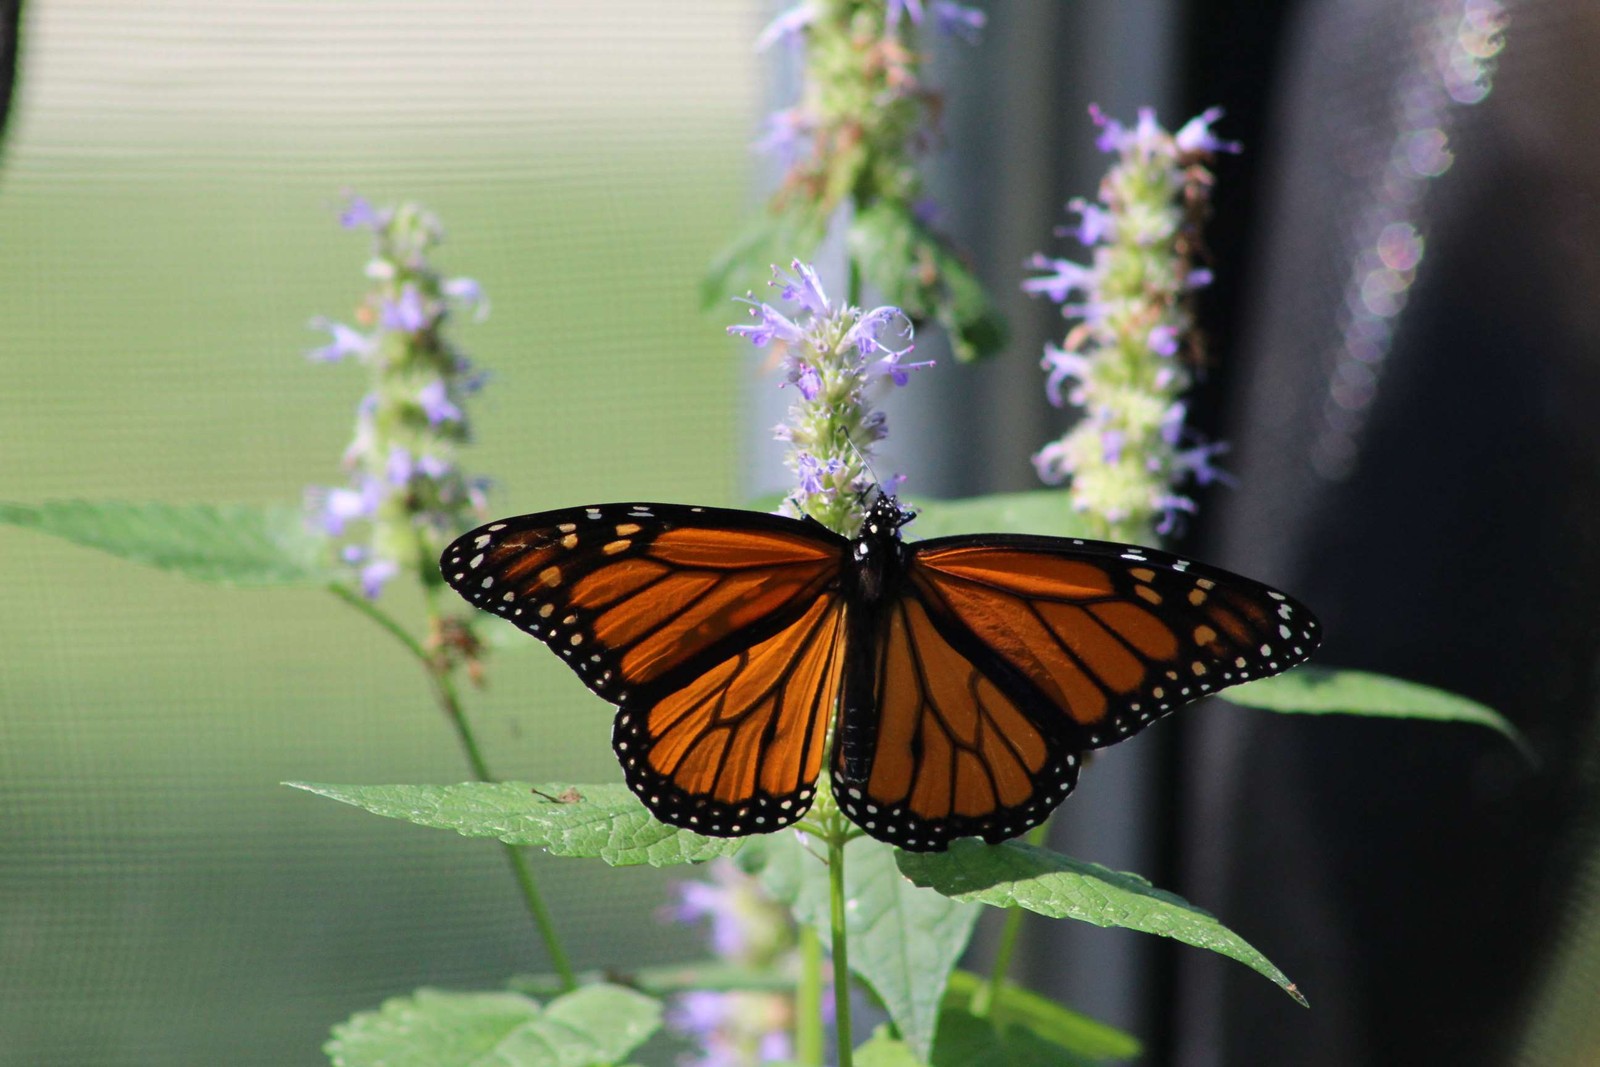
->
441, 494, 1319, 852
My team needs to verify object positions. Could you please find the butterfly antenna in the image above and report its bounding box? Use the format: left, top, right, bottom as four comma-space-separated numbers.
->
836, 428, 884, 505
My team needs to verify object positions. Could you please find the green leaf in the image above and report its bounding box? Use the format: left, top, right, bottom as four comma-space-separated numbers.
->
908, 492, 1094, 540
943, 971, 1140, 1061
511, 961, 795, 1001
897, 841, 1306, 1007
1222, 666, 1531, 758
701, 210, 824, 311
0, 500, 335, 586
325, 984, 661, 1067
287, 781, 742, 867
742, 833, 981, 1062
847, 200, 1007, 363
928, 1006, 1103, 1067
855, 1027, 926, 1067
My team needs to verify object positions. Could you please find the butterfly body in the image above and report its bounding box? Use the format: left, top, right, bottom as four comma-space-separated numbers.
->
442, 495, 1320, 851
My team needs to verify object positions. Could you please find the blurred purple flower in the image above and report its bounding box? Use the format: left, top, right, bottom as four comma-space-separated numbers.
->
418, 380, 462, 426
1022, 254, 1095, 303
381, 283, 429, 332
1175, 106, 1241, 156
932, 2, 986, 43
754, 3, 815, 51
308, 319, 374, 363
359, 558, 400, 600
339, 195, 389, 231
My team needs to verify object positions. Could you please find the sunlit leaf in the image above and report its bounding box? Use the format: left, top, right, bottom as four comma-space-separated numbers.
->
288, 781, 741, 867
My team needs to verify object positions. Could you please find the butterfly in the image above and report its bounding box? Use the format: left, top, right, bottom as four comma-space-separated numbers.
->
441, 494, 1320, 852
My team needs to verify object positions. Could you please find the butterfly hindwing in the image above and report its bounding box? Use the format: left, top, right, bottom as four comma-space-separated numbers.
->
906, 534, 1322, 750
615, 590, 846, 836
441, 503, 851, 835
831, 589, 1082, 852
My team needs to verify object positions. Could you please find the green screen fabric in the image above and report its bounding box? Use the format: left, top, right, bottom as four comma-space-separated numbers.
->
0, 3, 760, 1063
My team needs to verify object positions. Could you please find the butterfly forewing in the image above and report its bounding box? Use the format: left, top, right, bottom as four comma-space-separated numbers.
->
442, 503, 847, 705
907, 534, 1322, 750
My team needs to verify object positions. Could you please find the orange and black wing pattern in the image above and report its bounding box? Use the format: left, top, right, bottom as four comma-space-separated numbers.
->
830, 588, 1082, 851
831, 533, 1320, 851
442, 503, 849, 835
908, 534, 1320, 747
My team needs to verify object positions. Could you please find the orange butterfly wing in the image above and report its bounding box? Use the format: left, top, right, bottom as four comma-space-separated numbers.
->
832, 533, 1321, 851
442, 503, 849, 835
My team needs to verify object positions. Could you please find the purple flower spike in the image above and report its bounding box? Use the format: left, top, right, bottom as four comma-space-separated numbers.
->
417, 380, 462, 425
381, 284, 429, 333
308, 319, 374, 363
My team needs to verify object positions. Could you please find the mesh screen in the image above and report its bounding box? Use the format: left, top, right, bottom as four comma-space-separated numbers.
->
0, 3, 764, 1063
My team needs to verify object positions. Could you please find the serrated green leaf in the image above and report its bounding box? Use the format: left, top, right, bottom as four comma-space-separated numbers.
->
1222, 667, 1530, 757
287, 782, 741, 867
943, 971, 1139, 1061
325, 984, 661, 1067
907, 492, 1094, 540
897, 841, 1306, 1006
742, 833, 980, 1061
0, 500, 335, 586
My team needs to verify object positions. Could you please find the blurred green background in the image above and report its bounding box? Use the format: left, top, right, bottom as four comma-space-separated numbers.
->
0, 3, 766, 1063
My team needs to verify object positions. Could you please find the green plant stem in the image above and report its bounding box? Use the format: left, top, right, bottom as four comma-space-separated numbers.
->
796, 923, 825, 1065
971, 818, 1053, 1020
328, 582, 579, 993
827, 823, 855, 1067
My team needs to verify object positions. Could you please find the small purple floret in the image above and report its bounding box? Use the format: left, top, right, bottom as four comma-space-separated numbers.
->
308, 319, 374, 363
1023, 255, 1095, 303
381, 284, 429, 333
417, 381, 462, 426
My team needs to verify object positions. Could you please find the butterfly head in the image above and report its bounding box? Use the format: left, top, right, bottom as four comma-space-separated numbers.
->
861, 491, 915, 539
